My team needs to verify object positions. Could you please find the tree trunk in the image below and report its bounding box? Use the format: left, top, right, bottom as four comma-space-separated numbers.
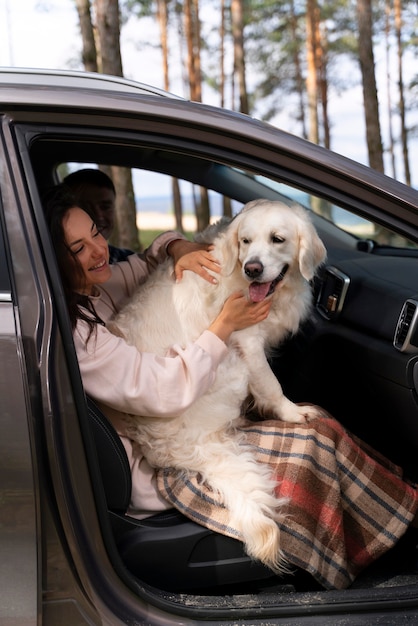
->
156, 0, 169, 91
220, 0, 226, 109
219, 0, 232, 218
356, 0, 384, 173
93, 0, 140, 250
184, 0, 201, 102
384, 0, 397, 178
111, 166, 140, 252
394, 0, 411, 185
155, 0, 184, 233
75, 0, 98, 71
318, 24, 330, 149
306, 0, 319, 144
184, 0, 210, 230
290, 0, 307, 140
231, 0, 249, 114
93, 0, 122, 73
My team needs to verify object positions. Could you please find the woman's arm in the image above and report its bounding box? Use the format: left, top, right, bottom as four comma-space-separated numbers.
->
167, 239, 221, 284
140, 231, 221, 284
75, 321, 227, 418
75, 290, 270, 418
140, 231, 186, 272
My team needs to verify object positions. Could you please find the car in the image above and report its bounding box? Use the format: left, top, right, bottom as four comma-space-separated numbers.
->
1, 66, 418, 625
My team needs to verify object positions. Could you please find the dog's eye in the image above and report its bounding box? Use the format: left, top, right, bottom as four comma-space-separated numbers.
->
242, 238, 251, 245
272, 235, 285, 244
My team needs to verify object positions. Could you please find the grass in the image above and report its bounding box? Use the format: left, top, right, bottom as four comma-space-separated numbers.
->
138, 229, 194, 250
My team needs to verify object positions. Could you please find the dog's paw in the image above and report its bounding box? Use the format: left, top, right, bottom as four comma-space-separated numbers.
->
298, 404, 333, 422
295, 403, 331, 422
277, 400, 327, 423
275, 399, 308, 423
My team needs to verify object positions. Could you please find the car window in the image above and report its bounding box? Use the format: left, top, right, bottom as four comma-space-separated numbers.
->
59, 161, 417, 252
59, 162, 244, 234
253, 175, 418, 250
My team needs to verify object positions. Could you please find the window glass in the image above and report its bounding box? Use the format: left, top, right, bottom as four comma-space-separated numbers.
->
253, 175, 417, 249
59, 162, 417, 250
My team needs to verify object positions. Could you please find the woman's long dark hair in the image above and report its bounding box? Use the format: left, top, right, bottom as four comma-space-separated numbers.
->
43, 183, 104, 338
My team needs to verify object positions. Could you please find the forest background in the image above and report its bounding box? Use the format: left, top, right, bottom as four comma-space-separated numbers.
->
1, 0, 417, 250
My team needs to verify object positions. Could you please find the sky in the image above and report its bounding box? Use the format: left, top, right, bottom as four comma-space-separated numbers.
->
1, 0, 417, 190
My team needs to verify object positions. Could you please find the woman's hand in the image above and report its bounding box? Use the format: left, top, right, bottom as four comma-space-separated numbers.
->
168, 239, 221, 284
208, 292, 272, 343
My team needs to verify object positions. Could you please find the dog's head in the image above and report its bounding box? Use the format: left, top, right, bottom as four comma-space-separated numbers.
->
219, 199, 326, 302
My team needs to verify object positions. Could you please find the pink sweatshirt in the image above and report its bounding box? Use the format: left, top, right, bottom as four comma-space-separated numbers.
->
74, 232, 228, 518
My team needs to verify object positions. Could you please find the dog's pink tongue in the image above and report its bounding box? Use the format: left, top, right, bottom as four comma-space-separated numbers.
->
249, 282, 271, 302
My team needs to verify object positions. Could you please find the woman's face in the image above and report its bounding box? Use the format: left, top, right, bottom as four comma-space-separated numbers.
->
63, 206, 111, 294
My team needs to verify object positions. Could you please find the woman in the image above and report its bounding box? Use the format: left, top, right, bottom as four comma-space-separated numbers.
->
44, 184, 418, 591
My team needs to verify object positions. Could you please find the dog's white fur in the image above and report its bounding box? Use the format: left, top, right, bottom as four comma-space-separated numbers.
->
110, 199, 326, 573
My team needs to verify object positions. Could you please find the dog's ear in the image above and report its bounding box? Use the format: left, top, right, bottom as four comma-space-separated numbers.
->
219, 214, 241, 276
295, 207, 327, 280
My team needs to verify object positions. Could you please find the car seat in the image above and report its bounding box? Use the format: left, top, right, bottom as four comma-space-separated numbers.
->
86, 395, 276, 592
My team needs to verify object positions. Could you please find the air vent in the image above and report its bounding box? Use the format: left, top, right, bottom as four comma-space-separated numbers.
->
394, 299, 418, 353
316, 266, 350, 320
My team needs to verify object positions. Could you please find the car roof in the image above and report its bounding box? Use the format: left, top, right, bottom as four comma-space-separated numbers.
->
0, 66, 181, 99
1, 67, 416, 220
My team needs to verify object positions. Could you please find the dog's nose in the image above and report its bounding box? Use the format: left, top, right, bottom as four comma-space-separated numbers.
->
244, 261, 264, 279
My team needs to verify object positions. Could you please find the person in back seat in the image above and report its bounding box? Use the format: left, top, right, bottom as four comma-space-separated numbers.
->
64, 168, 134, 264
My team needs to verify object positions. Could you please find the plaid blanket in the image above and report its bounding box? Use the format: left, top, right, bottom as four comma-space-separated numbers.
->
156, 413, 418, 590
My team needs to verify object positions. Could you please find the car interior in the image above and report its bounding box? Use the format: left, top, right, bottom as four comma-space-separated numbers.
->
24, 128, 418, 605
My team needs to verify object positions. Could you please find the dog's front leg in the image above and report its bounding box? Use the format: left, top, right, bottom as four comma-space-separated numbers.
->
238, 337, 321, 423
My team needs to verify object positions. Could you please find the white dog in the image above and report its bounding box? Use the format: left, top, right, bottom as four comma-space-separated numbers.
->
110, 199, 326, 573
